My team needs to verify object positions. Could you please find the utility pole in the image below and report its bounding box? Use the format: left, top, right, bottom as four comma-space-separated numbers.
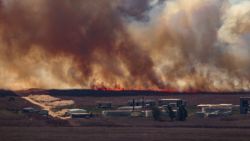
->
132, 99, 135, 111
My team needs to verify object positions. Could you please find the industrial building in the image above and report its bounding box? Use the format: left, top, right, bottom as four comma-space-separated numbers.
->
96, 102, 112, 109
158, 99, 186, 107
22, 107, 48, 116
102, 110, 132, 117
66, 109, 92, 118
196, 104, 234, 118
127, 99, 156, 108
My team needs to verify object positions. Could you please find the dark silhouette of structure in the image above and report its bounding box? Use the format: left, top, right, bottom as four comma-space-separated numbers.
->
167, 105, 175, 121
176, 105, 188, 121
152, 106, 161, 121
240, 97, 250, 114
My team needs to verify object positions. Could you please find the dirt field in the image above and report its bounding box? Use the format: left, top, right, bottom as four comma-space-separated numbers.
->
18, 89, 250, 106
63, 94, 247, 107
1, 127, 250, 141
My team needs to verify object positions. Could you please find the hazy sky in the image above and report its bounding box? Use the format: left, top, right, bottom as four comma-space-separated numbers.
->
230, 0, 248, 4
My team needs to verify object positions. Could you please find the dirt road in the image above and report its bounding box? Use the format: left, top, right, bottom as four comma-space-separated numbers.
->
22, 97, 69, 120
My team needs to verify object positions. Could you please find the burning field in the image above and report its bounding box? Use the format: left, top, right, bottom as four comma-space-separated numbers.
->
0, 0, 249, 92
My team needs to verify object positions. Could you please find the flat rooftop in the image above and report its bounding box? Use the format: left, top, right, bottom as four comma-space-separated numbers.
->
197, 104, 233, 107
159, 99, 182, 101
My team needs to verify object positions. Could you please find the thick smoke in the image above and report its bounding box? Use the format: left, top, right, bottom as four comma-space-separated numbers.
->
127, 0, 250, 91
0, 0, 249, 91
0, 0, 162, 90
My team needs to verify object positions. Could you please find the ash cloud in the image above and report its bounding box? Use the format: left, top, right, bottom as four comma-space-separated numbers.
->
0, 0, 249, 91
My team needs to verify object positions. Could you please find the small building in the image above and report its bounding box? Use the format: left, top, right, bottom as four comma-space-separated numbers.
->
22, 107, 39, 113
96, 102, 112, 109
102, 110, 131, 117
240, 97, 250, 114
71, 113, 92, 118
66, 109, 91, 118
158, 99, 186, 107
196, 104, 233, 118
118, 106, 143, 111
38, 110, 49, 117
143, 110, 153, 118
144, 100, 157, 108
131, 110, 153, 118
22, 107, 48, 117
127, 99, 156, 108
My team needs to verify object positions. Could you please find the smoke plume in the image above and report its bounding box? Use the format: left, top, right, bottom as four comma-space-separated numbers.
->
0, 0, 249, 91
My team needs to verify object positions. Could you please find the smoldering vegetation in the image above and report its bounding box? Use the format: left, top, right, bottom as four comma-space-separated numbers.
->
0, 0, 249, 91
